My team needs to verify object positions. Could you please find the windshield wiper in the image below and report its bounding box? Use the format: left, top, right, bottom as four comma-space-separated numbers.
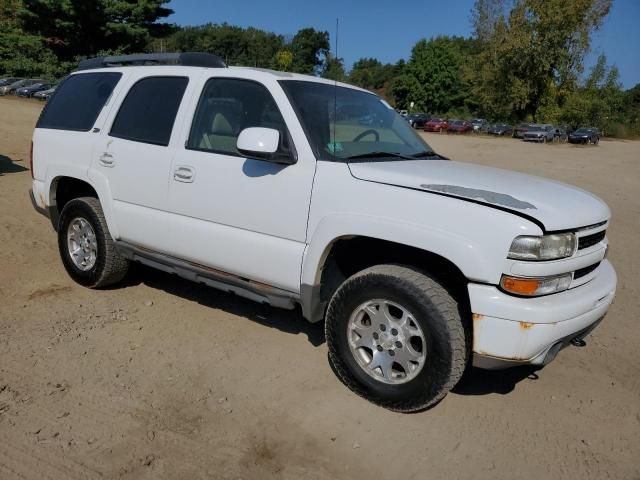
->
410, 150, 448, 160
345, 151, 415, 161
345, 150, 448, 162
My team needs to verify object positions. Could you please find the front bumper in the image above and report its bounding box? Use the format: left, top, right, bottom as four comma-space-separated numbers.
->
469, 260, 616, 369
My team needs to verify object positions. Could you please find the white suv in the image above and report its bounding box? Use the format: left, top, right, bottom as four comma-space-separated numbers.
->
30, 53, 616, 411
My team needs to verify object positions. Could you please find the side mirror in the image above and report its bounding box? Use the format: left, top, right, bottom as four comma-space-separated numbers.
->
237, 127, 295, 164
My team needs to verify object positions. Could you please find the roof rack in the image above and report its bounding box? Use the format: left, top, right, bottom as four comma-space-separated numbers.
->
77, 52, 227, 71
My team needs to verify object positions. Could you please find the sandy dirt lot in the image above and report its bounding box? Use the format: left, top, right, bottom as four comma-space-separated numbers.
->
1, 95, 639, 480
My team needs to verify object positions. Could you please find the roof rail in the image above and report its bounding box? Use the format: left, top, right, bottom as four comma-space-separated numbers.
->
76, 52, 227, 71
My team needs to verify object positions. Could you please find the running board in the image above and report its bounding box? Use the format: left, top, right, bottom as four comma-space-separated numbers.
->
115, 241, 298, 310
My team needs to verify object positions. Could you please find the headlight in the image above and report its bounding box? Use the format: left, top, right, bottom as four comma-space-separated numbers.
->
508, 233, 577, 260
501, 273, 572, 296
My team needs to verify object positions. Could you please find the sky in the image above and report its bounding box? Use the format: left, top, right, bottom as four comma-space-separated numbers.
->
167, 0, 640, 89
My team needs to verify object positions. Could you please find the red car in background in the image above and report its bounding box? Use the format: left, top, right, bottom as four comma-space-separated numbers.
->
447, 119, 473, 134
513, 123, 531, 138
424, 118, 449, 132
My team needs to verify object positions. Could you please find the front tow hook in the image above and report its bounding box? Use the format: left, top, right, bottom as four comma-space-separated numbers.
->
570, 338, 587, 347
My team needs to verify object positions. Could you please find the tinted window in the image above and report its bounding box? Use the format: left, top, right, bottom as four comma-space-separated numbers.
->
187, 78, 292, 160
110, 76, 188, 146
37, 73, 121, 131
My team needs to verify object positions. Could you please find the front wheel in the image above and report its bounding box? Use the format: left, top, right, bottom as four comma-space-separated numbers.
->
325, 264, 468, 412
57, 197, 129, 288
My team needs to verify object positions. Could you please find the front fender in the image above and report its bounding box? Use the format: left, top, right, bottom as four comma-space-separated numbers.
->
301, 213, 496, 288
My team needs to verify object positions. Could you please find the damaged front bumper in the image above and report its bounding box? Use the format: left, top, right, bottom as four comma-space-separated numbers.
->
468, 260, 616, 369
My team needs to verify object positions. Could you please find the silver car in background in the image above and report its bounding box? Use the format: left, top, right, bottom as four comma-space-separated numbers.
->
523, 124, 555, 143
0, 79, 43, 96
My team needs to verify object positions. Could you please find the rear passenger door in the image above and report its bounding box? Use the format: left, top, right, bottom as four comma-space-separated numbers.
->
89, 75, 190, 249
167, 77, 315, 293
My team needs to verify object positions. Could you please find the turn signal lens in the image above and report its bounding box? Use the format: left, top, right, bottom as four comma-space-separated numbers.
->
500, 273, 572, 297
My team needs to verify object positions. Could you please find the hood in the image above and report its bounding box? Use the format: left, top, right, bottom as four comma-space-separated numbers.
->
348, 160, 609, 231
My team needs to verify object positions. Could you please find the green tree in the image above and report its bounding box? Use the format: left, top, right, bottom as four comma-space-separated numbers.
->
321, 53, 346, 81
18, 0, 174, 62
389, 74, 424, 110
289, 27, 329, 74
167, 23, 284, 68
402, 36, 474, 113
274, 49, 293, 71
469, 0, 612, 119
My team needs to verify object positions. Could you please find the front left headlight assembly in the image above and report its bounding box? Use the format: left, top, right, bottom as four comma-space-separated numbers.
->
508, 233, 577, 261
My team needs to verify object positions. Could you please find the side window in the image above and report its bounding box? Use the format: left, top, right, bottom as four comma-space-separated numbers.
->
37, 72, 121, 131
110, 76, 188, 146
186, 78, 292, 159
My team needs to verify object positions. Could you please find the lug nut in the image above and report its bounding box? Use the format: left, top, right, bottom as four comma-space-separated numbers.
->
388, 350, 395, 356
379, 324, 386, 332
376, 345, 383, 352
391, 328, 398, 336
372, 332, 379, 340
395, 341, 402, 348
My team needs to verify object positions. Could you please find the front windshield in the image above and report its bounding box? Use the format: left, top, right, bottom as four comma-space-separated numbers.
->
574, 128, 588, 134
279, 80, 436, 161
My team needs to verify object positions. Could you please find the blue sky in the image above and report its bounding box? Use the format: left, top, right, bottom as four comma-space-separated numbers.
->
168, 0, 640, 89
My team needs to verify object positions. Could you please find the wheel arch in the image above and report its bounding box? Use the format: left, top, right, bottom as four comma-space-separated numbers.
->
300, 233, 471, 325
48, 175, 117, 237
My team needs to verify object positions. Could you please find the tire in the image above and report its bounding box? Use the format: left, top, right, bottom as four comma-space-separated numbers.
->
325, 264, 468, 412
57, 196, 129, 288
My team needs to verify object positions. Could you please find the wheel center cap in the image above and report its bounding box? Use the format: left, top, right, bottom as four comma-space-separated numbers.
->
380, 332, 395, 350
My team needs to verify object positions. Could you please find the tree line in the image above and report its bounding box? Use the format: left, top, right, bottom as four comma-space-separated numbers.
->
1, 0, 638, 136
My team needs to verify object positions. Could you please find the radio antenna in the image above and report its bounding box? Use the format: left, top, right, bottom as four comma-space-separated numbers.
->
332, 17, 338, 159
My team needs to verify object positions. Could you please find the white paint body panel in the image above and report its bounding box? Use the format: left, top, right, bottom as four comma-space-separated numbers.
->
348, 160, 610, 231
30, 64, 618, 369
470, 260, 616, 364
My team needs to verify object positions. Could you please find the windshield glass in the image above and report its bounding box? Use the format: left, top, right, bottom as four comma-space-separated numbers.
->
279, 80, 436, 161
574, 128, 588, 134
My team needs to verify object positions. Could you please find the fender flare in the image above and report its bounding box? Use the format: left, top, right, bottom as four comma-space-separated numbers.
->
299, 213, 497, 322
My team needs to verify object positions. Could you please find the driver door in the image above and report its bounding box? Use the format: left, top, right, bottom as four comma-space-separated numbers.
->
166, 77, 315, 292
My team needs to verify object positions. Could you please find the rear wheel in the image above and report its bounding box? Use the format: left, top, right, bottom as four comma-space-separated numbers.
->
57, 197, 129, 288
325, 264, 468, 412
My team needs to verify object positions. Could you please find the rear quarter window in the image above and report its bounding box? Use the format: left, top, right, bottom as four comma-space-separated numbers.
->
36, 72, 122, 131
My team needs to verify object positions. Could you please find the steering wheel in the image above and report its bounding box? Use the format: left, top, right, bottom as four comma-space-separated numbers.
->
353, 129, 380, 142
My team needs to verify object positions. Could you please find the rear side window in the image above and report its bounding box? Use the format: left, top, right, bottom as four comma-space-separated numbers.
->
36, 72, 121, 131
109, 76, 188, 146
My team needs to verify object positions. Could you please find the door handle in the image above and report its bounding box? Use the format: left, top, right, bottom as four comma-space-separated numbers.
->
173, 166, 195, 183
99, 152, 115, 167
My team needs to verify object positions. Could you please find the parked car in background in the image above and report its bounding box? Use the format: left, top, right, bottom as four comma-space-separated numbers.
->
0, 79, 43, 96
447, 119, 473, 134
513, 123, 531, 138
470, 118, 488, 132
34, 86, 56, 101
568, 128, 600, 145
523, 124, 555, 143
16, 82, 52, 98
406, 113, 430, 129
553, 126, 569, 143
424, 118, 449, 132
0, 77, 21, 87
487, 123, 513, 136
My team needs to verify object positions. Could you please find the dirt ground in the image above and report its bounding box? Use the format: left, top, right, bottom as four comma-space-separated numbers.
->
1, 95, 639, 480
